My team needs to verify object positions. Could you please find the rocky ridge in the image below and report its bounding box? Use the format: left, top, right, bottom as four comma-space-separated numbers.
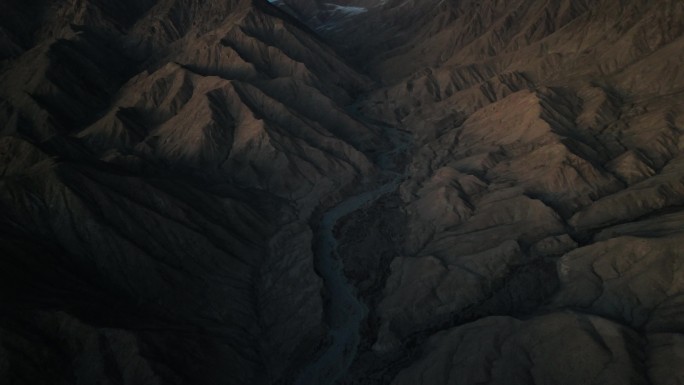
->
2, 0, 684, 384
282, 0, 684, 384
0, 1, 386, 384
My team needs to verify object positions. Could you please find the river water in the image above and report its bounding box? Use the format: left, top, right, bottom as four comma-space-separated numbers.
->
294, 128, 410, 385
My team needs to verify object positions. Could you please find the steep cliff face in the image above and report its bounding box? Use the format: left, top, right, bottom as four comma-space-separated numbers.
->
2, 0, 684, 384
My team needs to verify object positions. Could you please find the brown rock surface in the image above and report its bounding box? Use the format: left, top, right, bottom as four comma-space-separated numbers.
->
2, 0, 684, 384
0, 1, 381, 384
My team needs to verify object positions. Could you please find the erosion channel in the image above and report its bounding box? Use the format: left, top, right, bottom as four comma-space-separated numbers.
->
295, 127, 411, 385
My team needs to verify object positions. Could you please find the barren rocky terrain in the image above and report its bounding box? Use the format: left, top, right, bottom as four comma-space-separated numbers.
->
1, 0, 684, 384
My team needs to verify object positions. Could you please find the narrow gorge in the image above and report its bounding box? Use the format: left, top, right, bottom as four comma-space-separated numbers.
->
1, 1, 684, 384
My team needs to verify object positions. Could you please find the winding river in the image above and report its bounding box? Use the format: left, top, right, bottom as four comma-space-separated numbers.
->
295, 128, 410, 385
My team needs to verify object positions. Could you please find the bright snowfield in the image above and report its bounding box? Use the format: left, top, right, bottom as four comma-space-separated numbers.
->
325, 4, 368, 16
267, 0, 371, 30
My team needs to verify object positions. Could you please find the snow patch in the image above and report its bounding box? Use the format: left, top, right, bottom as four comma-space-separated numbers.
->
324, 4, 368, 16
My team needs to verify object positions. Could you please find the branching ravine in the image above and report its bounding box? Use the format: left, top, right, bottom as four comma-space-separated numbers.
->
294, 127, 411, 385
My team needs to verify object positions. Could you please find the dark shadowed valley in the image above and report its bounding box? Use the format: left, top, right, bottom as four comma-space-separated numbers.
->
1, 0, 684, 384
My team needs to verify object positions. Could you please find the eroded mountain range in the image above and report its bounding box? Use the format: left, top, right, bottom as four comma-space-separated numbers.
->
1, 0, 684, 384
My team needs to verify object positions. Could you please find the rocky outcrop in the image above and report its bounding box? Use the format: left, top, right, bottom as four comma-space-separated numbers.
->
392, 313, 653, 385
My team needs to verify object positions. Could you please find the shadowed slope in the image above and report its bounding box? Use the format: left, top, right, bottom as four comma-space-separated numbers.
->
0, 1, 386, 384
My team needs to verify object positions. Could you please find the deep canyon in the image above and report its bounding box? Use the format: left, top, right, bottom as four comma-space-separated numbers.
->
1, 0, 684, 384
